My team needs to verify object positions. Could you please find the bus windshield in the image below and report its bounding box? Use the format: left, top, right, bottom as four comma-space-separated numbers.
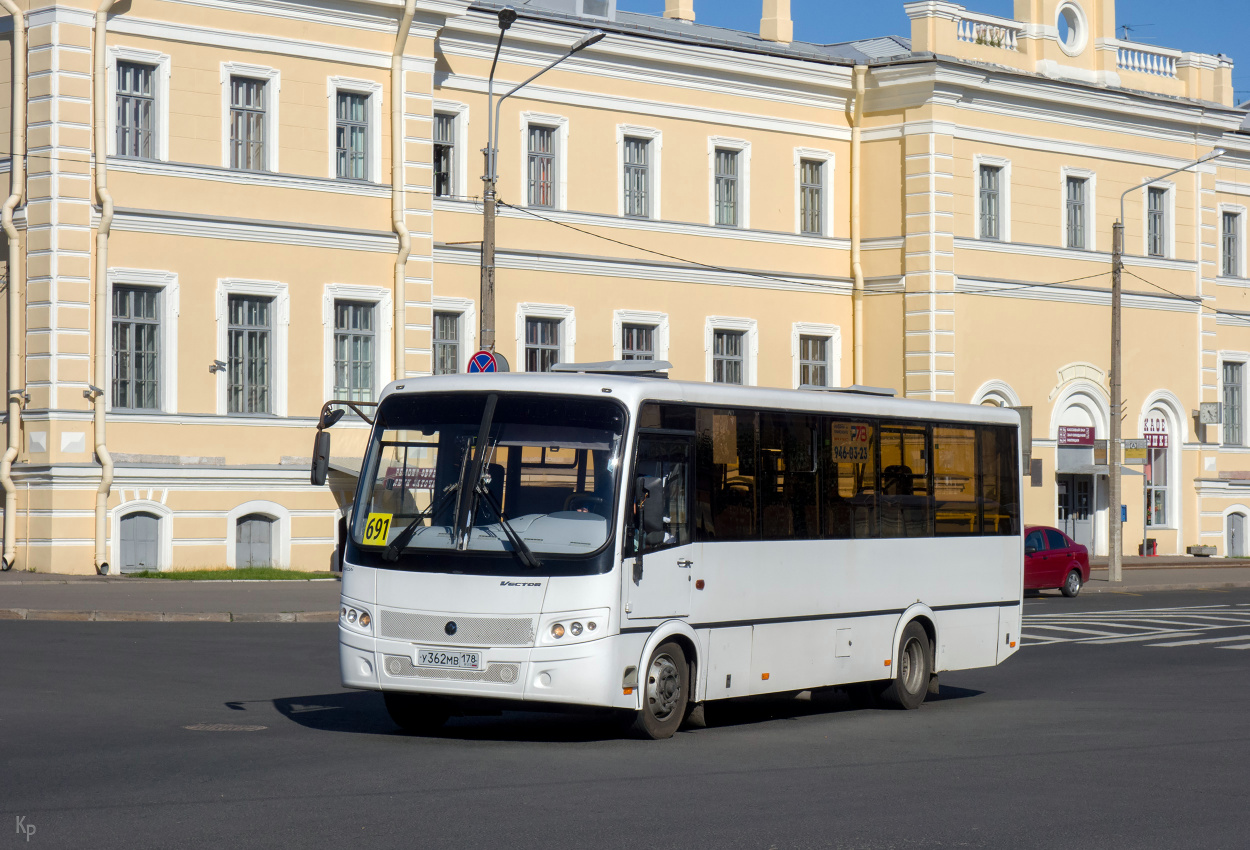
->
351, 392, 625, 566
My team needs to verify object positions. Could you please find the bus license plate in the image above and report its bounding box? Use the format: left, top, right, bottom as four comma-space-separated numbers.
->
416, 649, 482, 671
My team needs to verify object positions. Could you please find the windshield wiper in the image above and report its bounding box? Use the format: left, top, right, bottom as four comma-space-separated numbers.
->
475, 482, 543, 570
381, 484, 462, 562
453, 393, 498, 549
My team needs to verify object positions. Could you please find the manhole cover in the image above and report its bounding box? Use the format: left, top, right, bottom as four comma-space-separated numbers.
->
183, 723, 267, 732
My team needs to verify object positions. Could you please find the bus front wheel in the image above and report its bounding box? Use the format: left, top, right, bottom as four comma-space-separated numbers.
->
632, 641, 689, 740
877, 621, 932, 710
383, 691, 451, 734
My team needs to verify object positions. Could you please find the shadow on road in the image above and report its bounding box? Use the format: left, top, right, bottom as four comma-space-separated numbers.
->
263, 684, 984, 742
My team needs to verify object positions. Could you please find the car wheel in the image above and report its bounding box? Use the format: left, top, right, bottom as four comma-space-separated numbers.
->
383, 691, 451, 734
877, 621, 932, 710
632, 641, 689, 740
1061, 568, 1083, 598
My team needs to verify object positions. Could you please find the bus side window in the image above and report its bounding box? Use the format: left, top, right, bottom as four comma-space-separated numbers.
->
696, 408, 758, 541
824, 418, 876, 539
760, 411, 819, 541
980, 425, 1020, 535
626, 436, 691, 556
934, 425, 978, 536
879, 423, 932, 538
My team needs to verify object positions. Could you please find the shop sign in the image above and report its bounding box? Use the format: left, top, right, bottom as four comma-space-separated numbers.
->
1143, 417, 1169, 448
1058, 426, 1095, 446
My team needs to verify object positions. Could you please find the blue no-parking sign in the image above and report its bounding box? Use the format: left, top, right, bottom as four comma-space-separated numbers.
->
468, 350, 498, 373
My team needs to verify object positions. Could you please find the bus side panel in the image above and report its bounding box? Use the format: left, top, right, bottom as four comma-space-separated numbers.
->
702, 626, 752, 700
933, 607, 1000, 672
997, 604, 1022, 664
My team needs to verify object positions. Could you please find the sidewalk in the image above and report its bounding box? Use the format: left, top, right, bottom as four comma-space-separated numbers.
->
1076, 555, 1250, 594
0, 571, 341, 622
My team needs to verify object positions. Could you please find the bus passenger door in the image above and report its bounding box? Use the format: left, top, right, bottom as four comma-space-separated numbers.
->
625, 434, 695, 620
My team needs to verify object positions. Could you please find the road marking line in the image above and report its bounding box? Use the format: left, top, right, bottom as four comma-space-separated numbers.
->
1022, 625, 1132, 637
1084, 631, 1200, 644
1145, 634, 1250, 647
1215, 643, 1250, 650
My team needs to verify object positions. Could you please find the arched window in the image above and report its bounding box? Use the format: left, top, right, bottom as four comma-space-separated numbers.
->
120, 511, 161, 573
236, 513, 275, 568
1144, 411, 1170, 527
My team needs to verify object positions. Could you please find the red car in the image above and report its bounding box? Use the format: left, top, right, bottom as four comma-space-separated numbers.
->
1024, 525, 1090, 597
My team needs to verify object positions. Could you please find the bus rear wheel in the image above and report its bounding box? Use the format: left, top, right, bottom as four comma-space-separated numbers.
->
383, 691, 451, 734
632, 641, 688, 740
877, 621, 932, 710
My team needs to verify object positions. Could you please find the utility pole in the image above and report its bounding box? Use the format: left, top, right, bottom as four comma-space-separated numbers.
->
1110, 148, 1224, 583
478, 8, 603, 367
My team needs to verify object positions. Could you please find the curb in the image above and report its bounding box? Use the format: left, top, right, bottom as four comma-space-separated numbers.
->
1084, 581, 1250, 594
0, 609, 339, 623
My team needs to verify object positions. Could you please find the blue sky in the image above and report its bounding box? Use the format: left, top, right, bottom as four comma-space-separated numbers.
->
617, 0, 1250, 100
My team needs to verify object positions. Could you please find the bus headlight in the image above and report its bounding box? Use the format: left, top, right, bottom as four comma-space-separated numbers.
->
340, 603, 373, 634
539, 609, 609, 646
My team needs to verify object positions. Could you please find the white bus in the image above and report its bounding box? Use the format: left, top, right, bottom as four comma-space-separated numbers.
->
318, 363, 1022, 739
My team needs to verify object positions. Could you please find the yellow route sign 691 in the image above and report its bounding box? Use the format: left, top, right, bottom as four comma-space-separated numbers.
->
363, 513, 393, 545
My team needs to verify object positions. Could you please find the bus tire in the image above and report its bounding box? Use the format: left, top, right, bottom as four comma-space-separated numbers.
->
877, 621, 932, 710
632, 641, 688, 740
1061, 569, 1083, 597
383, 691, 450, 734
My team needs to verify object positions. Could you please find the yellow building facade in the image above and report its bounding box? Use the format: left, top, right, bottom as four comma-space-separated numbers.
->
0, 0, 1246, 572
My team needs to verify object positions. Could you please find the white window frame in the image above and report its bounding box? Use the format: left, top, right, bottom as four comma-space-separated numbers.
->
1059, 167, 1096, 252
216, 278, 290, 417
791, 322, 841, 389
612, 309, 669, 361
226, 500, 291, 569
973, 154, 1012, 243
111, 500, 174, 573
1141, 179, 1175, 259
105, 268, 179, 413
1140, 402, 1181, 530
704, 316, 758, 386
221, 62, 281, 172
708, 136, 751, 229
431, 295, 477, 374
432, 100, 470, 200
794, 148, 834, 237
516, 303, 575, 372
615, 125, 662, 220
327, 76, 383, 184
520, 112, 569, 211
322, 284, 393, 404
1219, 203, 1247, 279
1221, 351, 1249, 448
107, 46, 171, 161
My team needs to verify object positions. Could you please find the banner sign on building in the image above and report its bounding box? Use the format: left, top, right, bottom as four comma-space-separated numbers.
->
1058, 426, 1095, 446
1143, 417, 1169, 448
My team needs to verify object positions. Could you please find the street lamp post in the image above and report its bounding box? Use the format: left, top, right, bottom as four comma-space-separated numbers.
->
1108, 147, 1224, 583
479, 9, 604, 365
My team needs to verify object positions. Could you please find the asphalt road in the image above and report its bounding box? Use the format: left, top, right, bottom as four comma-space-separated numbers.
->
5, 588, 1250, 849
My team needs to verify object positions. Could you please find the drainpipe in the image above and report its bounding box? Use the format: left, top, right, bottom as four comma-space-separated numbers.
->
392, 0, 416, 382
850, 65, 866, 386
92, 0, 118, 573
0, 0, 25, 570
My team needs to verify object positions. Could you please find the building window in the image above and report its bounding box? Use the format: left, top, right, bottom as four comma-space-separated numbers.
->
798, 335, 828, 388
335, 92, 368, 180
715, 148, 739, 227
527, 125, 556, 208
621, 324, 654, 360
1223, 211, 1242, 277
116, 61, 155, 160
525, 317, 561, 372
434, 113, 455, 198
800, 159, 823, 236
1147, 186, 1167, 257
1066, 175, 1087, 250
229, 77, 267, 171
332, 300, 374, 402
713, 330, 744, 384
112, 285, 160, 411
228, 295, 272, 414
979, 164, 1001, 240
623, 137, 650, 219
1225, 362, 1243, 446
433, 311, 460, 375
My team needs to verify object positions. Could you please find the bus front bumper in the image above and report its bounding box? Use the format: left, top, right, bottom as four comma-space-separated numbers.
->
340, 627, 643, 711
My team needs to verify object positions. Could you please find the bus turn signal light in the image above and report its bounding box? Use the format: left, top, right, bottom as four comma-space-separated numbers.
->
761, 673, 769, 680
884, 659, 891, 667
623, 687, 633, 695
1010, 641, 1016, 648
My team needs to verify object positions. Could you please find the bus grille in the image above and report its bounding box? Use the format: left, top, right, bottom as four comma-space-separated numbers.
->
378, 610, 536, 647
383, 655, 519, 684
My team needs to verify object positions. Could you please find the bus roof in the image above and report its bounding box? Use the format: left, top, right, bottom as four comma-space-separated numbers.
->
376, 372, 1021, 428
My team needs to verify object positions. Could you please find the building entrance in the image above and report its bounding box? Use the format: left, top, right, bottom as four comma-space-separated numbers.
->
1057, 474, 1094, 550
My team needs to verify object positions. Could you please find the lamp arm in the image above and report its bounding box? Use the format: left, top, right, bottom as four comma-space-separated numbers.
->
1118, 148, 1225, 225
484, 29, 507, 185
491, 50, 580, 178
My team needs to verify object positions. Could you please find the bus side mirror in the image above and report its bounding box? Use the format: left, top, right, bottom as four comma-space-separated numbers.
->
311, 430, 331, 486
636, 476, 665, 534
